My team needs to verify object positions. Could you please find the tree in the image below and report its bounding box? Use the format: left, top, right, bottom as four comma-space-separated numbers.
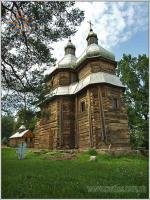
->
117, 54, 149, 149
1, 1, 84, 114
1, 115, 15, 139
15, 108, 38, 131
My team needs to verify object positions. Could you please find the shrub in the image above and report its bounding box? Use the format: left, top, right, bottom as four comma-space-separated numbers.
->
2, 137, 8, 146
87, 148, 97, 156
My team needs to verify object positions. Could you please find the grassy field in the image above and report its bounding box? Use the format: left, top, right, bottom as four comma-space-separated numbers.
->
2, 148, 148, 199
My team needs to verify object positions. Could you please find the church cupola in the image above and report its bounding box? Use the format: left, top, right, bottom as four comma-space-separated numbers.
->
77, 23, 115, 64
57, 39, 77, 68
64, 39, 76, 55
86, 28, 98, 46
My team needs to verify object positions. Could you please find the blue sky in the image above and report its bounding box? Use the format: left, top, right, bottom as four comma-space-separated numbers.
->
46, 1, 148, 73
114, 30, 148, 61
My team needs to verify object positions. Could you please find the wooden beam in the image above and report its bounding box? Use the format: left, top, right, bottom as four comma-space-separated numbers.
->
59, 98, 63, 148
98, 86, 107, 143
75, 95, 79, 148
87, 89, 93, 147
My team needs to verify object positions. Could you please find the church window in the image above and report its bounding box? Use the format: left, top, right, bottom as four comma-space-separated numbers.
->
112, 97, 119, 110
81, 101, 86, 112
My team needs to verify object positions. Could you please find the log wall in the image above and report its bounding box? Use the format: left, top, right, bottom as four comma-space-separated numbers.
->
75, 84, 130, 149
78, 60, 116, 80
58, 97, 75, 149
104, 85, 130, 147
34, 58, 129, 150
34, 100, 59, 149
34, 97, 75, 149
34, 84, 129, 150
76, 91, 90, 149
47, 71, 77, 90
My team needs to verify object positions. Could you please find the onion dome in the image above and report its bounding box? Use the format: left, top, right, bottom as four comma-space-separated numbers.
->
86, 44, 115, 60
86, 28, 98, 46
64, 39, 76, 55
77, 29, 115, 65
57, 39, 77, 68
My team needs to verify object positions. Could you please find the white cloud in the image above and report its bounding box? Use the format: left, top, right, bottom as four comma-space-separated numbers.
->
49, 2, 148, 65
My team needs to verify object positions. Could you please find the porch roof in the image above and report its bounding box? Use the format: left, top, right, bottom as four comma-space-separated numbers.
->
9, 130, 29, 139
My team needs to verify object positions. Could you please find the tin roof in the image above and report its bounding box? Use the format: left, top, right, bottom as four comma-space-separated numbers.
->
77, 44, 115, 66
47, 30, 115, 75
57, 54, 77, 68
9, 130, 29, 139
45, 72, 125, 99
64, 40, 75, 49
86, 29, 97, 40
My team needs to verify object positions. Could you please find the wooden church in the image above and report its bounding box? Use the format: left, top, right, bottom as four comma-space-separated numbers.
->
34, 27, 130, 150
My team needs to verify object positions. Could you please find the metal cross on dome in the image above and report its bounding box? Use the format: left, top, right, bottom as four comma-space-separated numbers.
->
87, 20, 93, 30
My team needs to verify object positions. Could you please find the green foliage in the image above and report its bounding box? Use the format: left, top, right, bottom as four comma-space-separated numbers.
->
1, 115, 15, 139
15, 108, 37, 131
2, 137, 8, 145
2, 148, 148, 198
117, 54, 149, 149
28, 117, 38, 131
1, 1, 84, 113
87, 148, 98, 156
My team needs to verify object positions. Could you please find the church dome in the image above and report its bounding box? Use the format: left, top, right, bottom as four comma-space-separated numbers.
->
57, 39, 77, 68
77, 28, 115, 65
64, 40, 76, 50
57, 54, 77, 68
86, 43, 115, 60
86, 29, 98, 45
87, 30, 97, 38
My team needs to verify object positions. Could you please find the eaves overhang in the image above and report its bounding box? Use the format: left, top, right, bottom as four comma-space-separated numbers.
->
75, 56, 118, 71
43, 72, 125, 103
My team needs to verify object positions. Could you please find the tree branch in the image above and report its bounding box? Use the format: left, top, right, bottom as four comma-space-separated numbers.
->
2, 56, 25, 89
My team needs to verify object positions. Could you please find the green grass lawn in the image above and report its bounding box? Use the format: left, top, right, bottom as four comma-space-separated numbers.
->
2, 148, 149, 199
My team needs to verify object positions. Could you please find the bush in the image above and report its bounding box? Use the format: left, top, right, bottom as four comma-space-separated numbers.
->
87, 148, 97, 156
2, 137, 8, 145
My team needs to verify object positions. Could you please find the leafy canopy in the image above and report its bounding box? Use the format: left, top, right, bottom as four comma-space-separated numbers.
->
1, 1, 84, 114
2, 115, 15, 139
117, 54, 149, 148
15, 108, 38, 131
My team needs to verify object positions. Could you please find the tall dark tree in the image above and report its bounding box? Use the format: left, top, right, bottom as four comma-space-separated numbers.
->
15, 108, 37, 131
2, 115, 15, 139
117, 54, 149, 149
1, 1, 84, 114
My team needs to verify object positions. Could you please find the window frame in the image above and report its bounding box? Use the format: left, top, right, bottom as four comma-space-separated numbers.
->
112, 97, 119, 110
80, 100, 86, 112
